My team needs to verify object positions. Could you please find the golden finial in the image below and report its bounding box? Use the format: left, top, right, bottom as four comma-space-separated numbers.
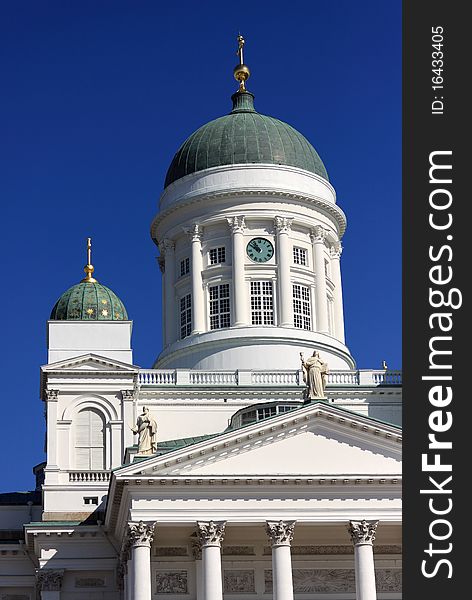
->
81, 237, 98, 283
233, 34, 250, 92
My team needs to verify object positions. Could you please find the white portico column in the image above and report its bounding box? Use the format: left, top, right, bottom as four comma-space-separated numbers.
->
128, 521, 156, 600
36, 569, 64, 600
185, 224, 205, 334
330, 241, 345, 343
159, 239, 177, 345
310, 227, 329, 333
197, 520, 226, 600
275, 217, 294, 327
348, 520, 379, 600
227, 216, 248, 326
266, 520, 296, 600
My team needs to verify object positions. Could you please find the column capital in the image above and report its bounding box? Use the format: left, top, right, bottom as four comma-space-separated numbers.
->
330, 241, 343, 259
121, 389, 136, 401
45, 389, 59, 402
274, 216, 293, 234
348, 519, 379, 546
196, 520, 226, 547
266, 520, 296, 546
227, 216, 246, 234
158, 238, 175, 255
127, 520, 156, 548
310, 226, 327, 244
183, 224, 203, 242
36, 569, 64, 591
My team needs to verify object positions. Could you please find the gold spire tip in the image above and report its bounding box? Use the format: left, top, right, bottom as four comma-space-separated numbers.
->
233, 33, 250, 92
82, 236, 98, 283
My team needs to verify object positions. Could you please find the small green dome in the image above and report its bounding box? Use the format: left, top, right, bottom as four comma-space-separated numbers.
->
164, 91, 328, 188
50, 281, 128, 321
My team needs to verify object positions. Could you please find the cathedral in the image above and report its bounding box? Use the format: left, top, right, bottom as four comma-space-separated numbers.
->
0, 37, 402, 600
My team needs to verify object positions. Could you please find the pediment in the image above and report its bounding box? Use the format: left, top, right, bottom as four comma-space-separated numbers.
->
116, 403, 402, 479
41, 353, 140, 373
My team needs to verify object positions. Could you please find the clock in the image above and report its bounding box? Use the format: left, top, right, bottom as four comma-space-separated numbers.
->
246, 237, 274, 263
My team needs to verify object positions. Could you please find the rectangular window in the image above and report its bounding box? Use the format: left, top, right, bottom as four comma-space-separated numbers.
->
209, 246, 226, 265
250, 281, 274, 325
293, 246, 308, 266
180, 294, 192, 339
84, 496, 99, 505
209, 284, 230, 329
293, 284, 311, 330
180, 257, 190, 277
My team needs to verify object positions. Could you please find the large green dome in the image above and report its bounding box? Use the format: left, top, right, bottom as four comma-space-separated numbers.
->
164, 91, 328, 188
50, 281, 128, 321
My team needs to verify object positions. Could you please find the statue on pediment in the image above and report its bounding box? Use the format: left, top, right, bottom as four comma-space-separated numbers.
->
300, 351, 329, 400
131, 406, 157, 455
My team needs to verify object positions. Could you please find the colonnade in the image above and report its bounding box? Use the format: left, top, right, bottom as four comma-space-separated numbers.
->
159, 217, 345, 343
119, 519, 379, 600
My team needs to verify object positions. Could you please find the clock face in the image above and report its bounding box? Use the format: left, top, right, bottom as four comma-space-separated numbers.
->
246, 237, 274, 263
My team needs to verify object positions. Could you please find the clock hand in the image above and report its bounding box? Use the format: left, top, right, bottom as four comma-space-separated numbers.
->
251, 241, 261, 252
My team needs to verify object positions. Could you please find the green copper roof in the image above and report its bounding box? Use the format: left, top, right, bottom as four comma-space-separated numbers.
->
164, 91, 328, 187
50, 281, 128, 321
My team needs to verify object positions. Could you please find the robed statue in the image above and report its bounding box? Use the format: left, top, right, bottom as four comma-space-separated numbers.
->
300, 351, 329, 400
132, 406, 157, 455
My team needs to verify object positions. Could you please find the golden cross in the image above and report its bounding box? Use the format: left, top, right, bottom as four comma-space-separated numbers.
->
87, 237, 92, 266
237, 34, 245, 65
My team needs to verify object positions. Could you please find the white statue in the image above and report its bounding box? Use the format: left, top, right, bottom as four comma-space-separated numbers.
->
300, 351, 329, 400
131, 406, 157, 455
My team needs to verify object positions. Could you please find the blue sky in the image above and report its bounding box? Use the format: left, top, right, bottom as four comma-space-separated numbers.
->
0, 1, 401, 492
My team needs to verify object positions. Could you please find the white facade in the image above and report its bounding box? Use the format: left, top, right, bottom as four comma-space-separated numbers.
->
0, 71, 401, 600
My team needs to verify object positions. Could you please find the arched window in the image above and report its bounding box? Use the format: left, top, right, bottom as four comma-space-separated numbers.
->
75, 409, 105, 470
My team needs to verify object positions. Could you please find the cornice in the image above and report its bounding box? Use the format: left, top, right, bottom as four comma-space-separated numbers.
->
151, 189, 347, 243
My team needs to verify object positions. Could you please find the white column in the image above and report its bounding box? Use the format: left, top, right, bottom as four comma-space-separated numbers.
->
227, 216, 248, 326
348, 520, 379, 600
44, 390, 59, 478
128, 521, 156, 600
330, 241, 346, 343
275, 217, 294, 327
266, 520, 296, 600
160, 239, 177, 345
185, 225, 205, 334
36, 569, 64, 600
197, 520, 226, 600
310, 227, 329, 333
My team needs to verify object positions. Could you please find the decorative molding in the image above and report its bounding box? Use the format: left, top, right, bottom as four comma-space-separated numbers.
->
263, 544, 401, 555
222, 545, 255, 556
154, 546, 188, 557
45, 389, 59, 401
227, 215, 246, 234
155, 570, 188, 594
330, 241, 343, 259
223, 569, 255, 593
121, 389, 135, 400
376, 569, 402, 591
36, 569, 64, 591
127, 520, 156, 548
196, 520, 226, 547
348, 519, 379, 545
274, 216, 293, 234
265, 520, 296, 546
310, 226, 326, 244
264, 568, 401, 593
183, 223, 203, 243
75, 577, 105, 588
